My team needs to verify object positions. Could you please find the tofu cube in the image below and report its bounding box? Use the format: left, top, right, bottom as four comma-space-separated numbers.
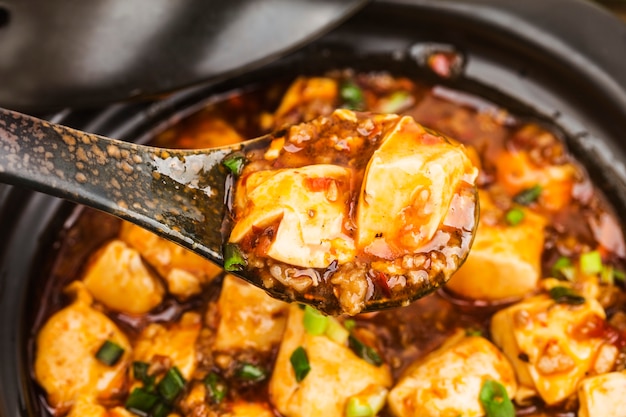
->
230, 165, 355, 268
120, 222, 222, 300
445, 191, 546, 300
132, 312, 202, 380
82, 239, 164, 314
34, 282, 131, 413
214, 275, 289, 353
491, 294, 607, 405
388, 332, 517, 417
356, 116, 477, 259
269, 305, 391, 417
578, 371, 626, 417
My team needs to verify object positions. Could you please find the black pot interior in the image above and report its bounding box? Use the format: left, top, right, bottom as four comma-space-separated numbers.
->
1, 1, 626, 416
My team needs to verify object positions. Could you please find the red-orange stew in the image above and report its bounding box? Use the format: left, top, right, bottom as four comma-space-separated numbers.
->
31, 70, 626, 417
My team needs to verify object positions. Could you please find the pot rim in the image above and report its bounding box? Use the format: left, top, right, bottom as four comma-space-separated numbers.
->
1, 1, 626, 416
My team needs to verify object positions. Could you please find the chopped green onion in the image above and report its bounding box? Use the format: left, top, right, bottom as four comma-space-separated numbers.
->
237, 363, 267, 382
223, 243, 247, 272
343, 319, 356, 331
504, 207, 525, 226
303, 305, 329, 335
479, 380, 515, 417
95, 340, 124, 366
513, 184, 542, 205
290, 346, 311, 383
601, 265, 615, 285
150, 402, 172, 417
133, 361, 150, 382
325, 318, 350, 345
615, 269, 626, 282
465, 328, 482, 337
125, 387, 160, 416
345, 396, 374, 417
204, 372, 228, 404
340, 81, 365, 110
364, 387, 388, 415
157, 367, 186, 403
378, 91, 413, 113
580, 250, 603, 275
222, 152, 247, 176
549, 286, 585, 305
132, 361, 156, 391
551, 256, 575, 281
348, 335, 383, 367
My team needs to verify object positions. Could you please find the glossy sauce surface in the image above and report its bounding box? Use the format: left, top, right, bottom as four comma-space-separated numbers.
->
225, 109, 477, 315
30, 71, 626, 417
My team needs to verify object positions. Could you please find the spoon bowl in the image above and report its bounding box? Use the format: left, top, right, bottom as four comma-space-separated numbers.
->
0, 107, 478, 314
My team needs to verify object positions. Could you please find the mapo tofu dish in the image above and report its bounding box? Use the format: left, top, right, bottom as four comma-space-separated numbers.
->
224, 109, 478, 315
32, 70, 626, 417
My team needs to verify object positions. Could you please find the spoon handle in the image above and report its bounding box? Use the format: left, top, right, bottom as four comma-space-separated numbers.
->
0, 108, 231, 264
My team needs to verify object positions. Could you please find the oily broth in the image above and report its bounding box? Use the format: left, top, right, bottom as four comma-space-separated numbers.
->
29, 71, 626, 417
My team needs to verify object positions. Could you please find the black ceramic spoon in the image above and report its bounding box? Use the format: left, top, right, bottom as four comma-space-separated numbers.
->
0, 107, 251, 262
0, 107, 478, 314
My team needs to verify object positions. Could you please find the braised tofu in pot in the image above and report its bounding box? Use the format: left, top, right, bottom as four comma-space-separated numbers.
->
30, 71, 626, 417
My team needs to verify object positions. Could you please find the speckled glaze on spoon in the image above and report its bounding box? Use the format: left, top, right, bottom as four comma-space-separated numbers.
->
0, 108, 478, 314
0, 107, 250, 264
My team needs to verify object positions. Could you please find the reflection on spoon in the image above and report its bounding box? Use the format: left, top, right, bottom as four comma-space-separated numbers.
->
0, 108, 478, 314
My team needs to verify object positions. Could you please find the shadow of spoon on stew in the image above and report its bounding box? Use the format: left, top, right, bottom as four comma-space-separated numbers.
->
0, 107, 478, 315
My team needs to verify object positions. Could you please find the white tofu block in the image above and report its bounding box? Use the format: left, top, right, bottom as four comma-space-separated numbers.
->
388, 332, 517, 417
356, 116, 477, 259
214, 275, 288, 352
578, 371, 626, 417
446, 191, 546, 300
34, 282, 131, 413
82, 239, 164, 314
132, 312, 202, 380
491, 294, 607, 405
269, 305, 391, 417
230, 164, 355, 268
120, 222, 222, 300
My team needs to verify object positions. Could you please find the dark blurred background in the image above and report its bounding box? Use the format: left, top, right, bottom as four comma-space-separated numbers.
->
596, 0, 626, 19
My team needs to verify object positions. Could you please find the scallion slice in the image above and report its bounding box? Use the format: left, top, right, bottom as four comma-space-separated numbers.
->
132, 361, 150, 382
133, 361, 156, 391
222, 152, 247, 176
204, 372, 228, 404
378, 91, 413, 113
237, 363, 267, 382
345, 396, 374, 417
465, 328, 483, 337
513, 184, 542, 205
125, 387, 160, 416
95, 340, 124, 366
325, 317, 350, 345
150, 402, 172, 417
601, 265, 615, 284
343, 319, 356, 331
303, 305, 329, 335
340, 81, 365, 110
223, 243, 247, 272
551, 256, 575, 281
549, 286, 585, 305
348, 335, 383, 367
580, 250, 603, 275
290, 346, 311, 383
157, 366, 186, 403
479, 380, 515, 417
504, 207, 524, 226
